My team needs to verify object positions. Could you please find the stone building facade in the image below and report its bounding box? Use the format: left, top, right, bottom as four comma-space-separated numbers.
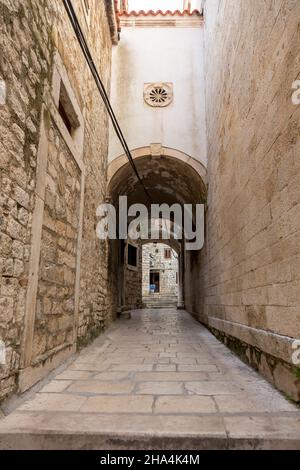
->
142, 243, 178, 307
0, 0, 118, 399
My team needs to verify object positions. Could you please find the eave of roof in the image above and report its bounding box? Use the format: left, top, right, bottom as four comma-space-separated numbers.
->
119, 9, 202, 17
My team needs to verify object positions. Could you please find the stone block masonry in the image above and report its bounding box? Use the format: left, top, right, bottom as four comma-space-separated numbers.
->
31, 122, 81, 361
185, 0, 300, 401
0, 0, 117, 400
124, 241, 143, 312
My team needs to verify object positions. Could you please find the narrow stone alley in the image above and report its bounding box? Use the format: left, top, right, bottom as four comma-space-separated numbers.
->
0, 309, 299, 450
1, 0, 300, 453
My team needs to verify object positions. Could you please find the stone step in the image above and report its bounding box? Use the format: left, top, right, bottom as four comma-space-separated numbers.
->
144, 298, 178, 301
0, 411, 300, 450
144, 296, 178, 308
145, 304, 178, 308
144, 303, 178, 307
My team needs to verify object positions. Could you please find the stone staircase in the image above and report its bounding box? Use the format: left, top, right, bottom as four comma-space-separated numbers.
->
143, 294, 178, 309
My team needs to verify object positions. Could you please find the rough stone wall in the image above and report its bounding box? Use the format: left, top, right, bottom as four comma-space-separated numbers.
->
0, 0, 114, 400
142, 245, 150, 297
32, 122, 81, 361
0, 0, 52, 401
124, 242, 143, 311
187, 0, 300, 400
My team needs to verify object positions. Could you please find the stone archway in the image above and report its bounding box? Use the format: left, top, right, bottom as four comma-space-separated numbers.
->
107, 146, 207, 191
106, 148, 207, 317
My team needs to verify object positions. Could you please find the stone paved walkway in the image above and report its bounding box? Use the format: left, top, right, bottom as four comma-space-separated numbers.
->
0, 309, 300, 449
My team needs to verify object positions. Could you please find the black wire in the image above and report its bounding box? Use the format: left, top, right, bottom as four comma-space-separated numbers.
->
63, 0, 131, 163
62, 0, 153, 203
63, 0, 139, 173
64, 0, 127, 158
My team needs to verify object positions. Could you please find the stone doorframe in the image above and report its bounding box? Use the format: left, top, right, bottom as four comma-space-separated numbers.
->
19, 51, 86, 392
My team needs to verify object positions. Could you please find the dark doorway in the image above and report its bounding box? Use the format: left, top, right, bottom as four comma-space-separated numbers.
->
150, 271, 160, 293
128, 244, 138, 267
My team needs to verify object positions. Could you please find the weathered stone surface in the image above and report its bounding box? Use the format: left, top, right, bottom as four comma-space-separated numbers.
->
136, 381, 184, 395
81, 396, 154, 414
0, 0, 114, 400
0, 309, 299, 450
67, 381, 134, 395
18, 393, 86, 412
155, 396, 216, 414
39, 380, 72, 394
185, 0, 300, 400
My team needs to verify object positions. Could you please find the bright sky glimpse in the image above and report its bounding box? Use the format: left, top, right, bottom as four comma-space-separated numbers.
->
127, 1, 201, 12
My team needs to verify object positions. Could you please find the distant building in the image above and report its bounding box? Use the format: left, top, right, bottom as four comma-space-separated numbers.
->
142, 244, 178, 308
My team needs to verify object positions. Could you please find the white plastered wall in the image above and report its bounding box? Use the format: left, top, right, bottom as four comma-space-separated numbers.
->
109, 25, 207, 166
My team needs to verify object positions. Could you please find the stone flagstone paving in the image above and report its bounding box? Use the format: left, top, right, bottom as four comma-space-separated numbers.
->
0, 309, 300, 449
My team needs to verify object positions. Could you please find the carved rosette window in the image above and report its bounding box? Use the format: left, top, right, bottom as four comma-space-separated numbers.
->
144, 83, 173, 108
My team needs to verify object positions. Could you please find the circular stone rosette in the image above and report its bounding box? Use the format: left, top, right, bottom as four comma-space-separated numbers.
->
144, 83, 173, 108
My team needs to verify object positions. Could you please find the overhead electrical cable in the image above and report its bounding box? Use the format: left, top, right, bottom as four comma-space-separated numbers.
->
63, 0, 153, 203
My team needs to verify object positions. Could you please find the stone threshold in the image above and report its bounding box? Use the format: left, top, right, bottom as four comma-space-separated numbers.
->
0, 412, 300, 450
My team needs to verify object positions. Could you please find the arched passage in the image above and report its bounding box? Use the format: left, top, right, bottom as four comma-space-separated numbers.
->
107, 148, 207, 317
108, 146, 207, 204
